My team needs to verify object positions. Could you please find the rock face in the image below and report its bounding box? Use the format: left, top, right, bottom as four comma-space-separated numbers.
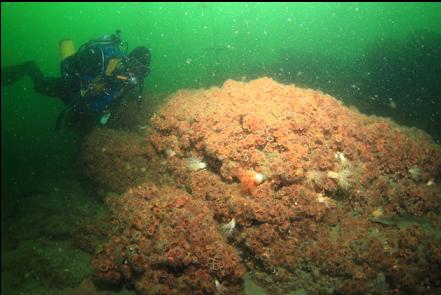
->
87, 78, 441, 294
80, 128, 155, 194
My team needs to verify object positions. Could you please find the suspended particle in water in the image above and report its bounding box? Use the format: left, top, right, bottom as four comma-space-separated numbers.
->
388, 98, 397, 109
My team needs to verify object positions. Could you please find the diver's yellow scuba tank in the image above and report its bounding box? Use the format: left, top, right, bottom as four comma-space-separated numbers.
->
59, 39, 76, 60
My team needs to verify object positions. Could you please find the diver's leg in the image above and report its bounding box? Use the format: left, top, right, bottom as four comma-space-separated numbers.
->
1, 61, 40, 86
2, 61, 67, 99
25, 62, 70, 100
33, 77, 68, 99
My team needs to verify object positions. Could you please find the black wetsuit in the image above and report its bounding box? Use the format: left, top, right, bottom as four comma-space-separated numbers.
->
2, 43, 150, 129
2, 61, 77, 103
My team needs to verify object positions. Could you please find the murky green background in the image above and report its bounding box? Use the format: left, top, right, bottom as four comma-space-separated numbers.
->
2, 2, 440, 294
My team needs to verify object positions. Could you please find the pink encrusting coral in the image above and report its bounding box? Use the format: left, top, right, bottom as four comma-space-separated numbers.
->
92, 184, 245, 294
85, 78, 441, 294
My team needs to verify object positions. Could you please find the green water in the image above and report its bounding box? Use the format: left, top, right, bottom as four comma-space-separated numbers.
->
1, 3, 441, 295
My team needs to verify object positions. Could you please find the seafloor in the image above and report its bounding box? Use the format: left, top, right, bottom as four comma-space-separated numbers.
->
3, 77, 441, 295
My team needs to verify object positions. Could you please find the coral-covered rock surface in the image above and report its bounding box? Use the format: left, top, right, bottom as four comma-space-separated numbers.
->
85, 78, 441, 294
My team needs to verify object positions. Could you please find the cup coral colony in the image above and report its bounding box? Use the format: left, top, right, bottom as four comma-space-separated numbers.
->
80, 77, 441, 294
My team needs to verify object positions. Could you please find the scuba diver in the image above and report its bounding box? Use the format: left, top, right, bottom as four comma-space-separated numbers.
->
1, 30, 151, 129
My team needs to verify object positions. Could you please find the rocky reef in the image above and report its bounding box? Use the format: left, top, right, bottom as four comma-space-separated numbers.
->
82, 77, 441, 294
